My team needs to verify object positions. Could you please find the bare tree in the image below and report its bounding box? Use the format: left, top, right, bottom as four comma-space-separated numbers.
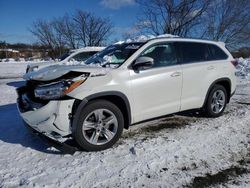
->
73, 10, 113, 46
30, 10, 113, 55
29, 20, 66, 58
136, 0, 210, 36
53, 15, 79, 49
201, 0, 250, 49
30, 20, 56, 48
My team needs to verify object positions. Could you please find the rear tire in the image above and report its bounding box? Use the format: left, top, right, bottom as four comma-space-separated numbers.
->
73, 100, 124, 151
203, 84, 228, 117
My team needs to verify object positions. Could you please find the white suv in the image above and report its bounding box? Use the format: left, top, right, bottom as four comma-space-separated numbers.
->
17, 37, 237, 151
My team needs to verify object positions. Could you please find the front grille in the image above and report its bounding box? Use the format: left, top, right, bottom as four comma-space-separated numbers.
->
21, 81, 49, 104
26, 80, 37, 99
17, 86, 47, 112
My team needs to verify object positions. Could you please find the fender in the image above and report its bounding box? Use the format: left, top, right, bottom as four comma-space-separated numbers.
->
202, 77, 232, 108
72, 91, 131, 131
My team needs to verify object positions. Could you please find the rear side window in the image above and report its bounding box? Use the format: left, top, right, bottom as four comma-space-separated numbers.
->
175, 42, 211, 64
208, 44, 228, 60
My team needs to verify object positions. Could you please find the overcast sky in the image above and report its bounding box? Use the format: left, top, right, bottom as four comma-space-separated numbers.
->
0, 0, 139, 44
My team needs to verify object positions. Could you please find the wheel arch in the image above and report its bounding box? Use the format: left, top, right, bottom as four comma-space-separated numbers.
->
72, 91, 131, 129
203, 77, 232, 108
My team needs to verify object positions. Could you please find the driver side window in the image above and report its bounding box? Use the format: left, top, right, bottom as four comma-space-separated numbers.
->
140, 43, 177, 68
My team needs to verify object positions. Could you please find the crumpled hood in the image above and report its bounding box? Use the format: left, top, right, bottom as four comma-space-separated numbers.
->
23, 64, 110, 81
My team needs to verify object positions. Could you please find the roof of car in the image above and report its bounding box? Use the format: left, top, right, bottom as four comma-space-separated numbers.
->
119, 35, 225, 48
147, 36, 225, 46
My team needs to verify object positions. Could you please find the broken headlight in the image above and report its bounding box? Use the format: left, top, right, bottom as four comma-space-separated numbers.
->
34, 76, 87, 100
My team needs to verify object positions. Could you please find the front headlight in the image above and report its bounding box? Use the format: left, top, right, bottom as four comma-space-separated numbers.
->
34, 77, 87, 100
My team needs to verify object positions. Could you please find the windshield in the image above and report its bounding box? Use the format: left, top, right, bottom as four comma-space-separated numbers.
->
85, 42, 145, 68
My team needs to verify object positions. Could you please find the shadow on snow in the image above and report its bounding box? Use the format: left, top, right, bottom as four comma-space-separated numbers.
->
0, 103, 64, 154
6, 80, 25, 88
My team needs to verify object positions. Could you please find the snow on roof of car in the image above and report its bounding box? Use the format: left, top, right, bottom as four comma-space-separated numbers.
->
114, 34, 179, 44
216, 41, 226, 47
114, 34, 227, 47
70, 46, 105, 53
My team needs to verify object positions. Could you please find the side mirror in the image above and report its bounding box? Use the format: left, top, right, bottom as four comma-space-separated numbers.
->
132, 56, 154, 70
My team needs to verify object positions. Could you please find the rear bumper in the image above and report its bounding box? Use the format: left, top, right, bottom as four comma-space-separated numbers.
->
16, 86, 75, 143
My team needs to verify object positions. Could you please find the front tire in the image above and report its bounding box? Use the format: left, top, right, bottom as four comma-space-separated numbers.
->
73, 100, 124, 151
204, 84, 228, 117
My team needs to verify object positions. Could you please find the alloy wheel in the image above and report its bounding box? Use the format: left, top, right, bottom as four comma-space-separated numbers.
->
82, 109, 118, 145
211, 90, 226, 114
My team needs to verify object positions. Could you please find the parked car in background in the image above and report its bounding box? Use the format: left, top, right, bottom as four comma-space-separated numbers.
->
17, 36, 236, 151
26, 46, 105, 73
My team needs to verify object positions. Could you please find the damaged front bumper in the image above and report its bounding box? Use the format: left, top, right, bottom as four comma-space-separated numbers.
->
16, 86, 79, 153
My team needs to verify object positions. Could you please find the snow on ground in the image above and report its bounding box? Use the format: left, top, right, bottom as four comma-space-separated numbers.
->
0, 62, 28, 79
0, 60, 249, 187
236, 58, 250, 81
0, 60, 52, 79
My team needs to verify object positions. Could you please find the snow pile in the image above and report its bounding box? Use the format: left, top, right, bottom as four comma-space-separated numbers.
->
0, 60, 53, 78
0, 62, 29, 78
0, 58, 51, 63
236, 57, 250, 80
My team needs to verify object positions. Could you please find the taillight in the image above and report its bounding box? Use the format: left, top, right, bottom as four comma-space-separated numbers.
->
230, 60, 238, 67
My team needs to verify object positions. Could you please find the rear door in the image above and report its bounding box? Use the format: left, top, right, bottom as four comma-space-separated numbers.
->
175, 42, 223, 111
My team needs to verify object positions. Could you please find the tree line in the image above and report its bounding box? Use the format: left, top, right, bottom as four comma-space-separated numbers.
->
27, 0, 250, 58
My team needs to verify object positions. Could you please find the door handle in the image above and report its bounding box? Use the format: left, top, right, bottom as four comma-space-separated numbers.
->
171, 72, 181, 77
207, 65, 215, 70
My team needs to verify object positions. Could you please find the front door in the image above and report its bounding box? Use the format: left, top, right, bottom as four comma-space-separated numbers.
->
130, 43, 182, 123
